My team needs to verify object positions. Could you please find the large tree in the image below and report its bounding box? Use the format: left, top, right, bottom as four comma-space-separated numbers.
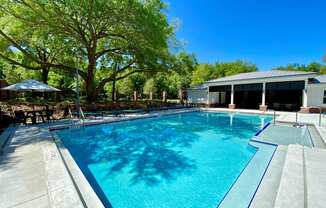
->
0, 0, 174, 101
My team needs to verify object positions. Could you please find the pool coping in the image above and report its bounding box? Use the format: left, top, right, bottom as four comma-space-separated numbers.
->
49, 109, 275, 208
49, 108, 200, 131
51, 132, 105, 208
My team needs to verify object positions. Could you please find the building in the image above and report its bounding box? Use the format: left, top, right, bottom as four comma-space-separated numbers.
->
187, 71, 326, 112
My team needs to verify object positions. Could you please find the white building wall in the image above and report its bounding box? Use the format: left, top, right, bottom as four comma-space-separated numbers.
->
187, 89, 207, 104
307, 83, 326, 108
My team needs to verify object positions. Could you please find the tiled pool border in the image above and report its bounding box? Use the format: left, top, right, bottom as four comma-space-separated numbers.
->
49, 109, 276, 208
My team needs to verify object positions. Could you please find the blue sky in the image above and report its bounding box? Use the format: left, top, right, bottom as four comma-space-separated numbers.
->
165, 0, 326, 70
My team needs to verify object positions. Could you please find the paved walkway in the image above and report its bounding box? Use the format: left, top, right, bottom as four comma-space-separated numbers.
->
276, 112, 325, 127
0, 126, 84, 208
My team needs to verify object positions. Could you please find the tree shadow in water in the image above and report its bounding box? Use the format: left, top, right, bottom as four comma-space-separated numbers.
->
60, 112, 267, 187
63, 119, 198, 186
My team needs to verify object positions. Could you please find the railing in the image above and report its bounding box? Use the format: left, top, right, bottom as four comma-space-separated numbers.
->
272, 107, 323, 127
318, 107, 322, 127
295, 107, 322, 127
273, 110, 276, 125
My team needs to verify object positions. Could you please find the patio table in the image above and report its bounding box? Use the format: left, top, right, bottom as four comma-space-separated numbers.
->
25, 110, 46, 124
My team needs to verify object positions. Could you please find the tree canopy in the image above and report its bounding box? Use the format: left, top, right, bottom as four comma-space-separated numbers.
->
273, 62, 326, 74
191, 60, 258, 86
0, 0, 175, 101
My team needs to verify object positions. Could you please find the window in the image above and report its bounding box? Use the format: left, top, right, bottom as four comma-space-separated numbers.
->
323, 91, 326, 104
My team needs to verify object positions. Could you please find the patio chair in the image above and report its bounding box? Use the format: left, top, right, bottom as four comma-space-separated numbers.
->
273, 103, 280, 110
45, 107, 55, 122
13, 110, 27, 125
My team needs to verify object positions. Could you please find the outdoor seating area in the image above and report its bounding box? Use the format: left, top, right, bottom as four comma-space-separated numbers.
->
12, 106, 56, 125
271, 103, 300, 111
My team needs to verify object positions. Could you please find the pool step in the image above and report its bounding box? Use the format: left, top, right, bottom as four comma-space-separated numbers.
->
249, 145, 287, 208
251, 144, 326, 208
308, 126, 326, 148
304, 147, 326, 208
274, 144, 305, 208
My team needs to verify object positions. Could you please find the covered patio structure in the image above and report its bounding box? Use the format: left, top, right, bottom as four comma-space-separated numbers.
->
204, 71, 316, 112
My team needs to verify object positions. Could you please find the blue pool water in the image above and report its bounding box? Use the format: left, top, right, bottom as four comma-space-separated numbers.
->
55, 112, 272, 208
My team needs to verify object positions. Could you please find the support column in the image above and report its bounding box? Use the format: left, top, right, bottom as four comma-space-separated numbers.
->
300, 79, 309, 113
133, 91, 137, 101
259, 82, 267, 111
229, 84, 236, 109
149, 91, 153, 100
162, 90, 167, 103
207, 87, 210, 107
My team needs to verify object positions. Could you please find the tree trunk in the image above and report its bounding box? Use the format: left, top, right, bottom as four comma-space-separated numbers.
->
41, 68, 49, 84
111, 72, 116, 102
86, 53, 97, 102
85, 36, 98, 102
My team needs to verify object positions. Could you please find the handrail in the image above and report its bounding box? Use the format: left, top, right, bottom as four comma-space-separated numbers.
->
273, 110, 276, 125
79, 107, 85, 127
318, 107, 322, 126
295, 106, 322, 127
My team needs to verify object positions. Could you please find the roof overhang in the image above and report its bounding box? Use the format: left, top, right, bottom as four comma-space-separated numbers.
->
206, 73, 316, 87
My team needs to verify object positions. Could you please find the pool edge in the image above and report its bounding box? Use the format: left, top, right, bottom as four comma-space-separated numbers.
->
51, 131, 105, 208
49, 109, 274, 208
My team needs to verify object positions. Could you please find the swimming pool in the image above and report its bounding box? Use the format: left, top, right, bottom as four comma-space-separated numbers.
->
55, 111, 273, 208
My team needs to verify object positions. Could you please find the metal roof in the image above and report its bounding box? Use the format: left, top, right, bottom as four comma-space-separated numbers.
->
206, 70, 316, 83
314, 75, 326, 83
188, 84, 208, 90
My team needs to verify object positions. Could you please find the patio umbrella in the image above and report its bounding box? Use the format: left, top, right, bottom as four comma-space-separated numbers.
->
1, 80, 61, 123
1, 79, 60, 92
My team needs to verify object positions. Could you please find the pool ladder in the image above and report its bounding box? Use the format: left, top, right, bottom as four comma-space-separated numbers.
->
68, 107, 85, 129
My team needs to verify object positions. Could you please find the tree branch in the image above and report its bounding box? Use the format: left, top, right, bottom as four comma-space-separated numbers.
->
95, 47, 124, 59
45, 63, 87, 80
0, 52, 42, 70
0, 29, 41, 64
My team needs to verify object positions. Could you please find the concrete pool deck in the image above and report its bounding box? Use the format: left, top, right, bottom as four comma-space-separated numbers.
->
1, 108, 326, 208
0, 126, 84, 208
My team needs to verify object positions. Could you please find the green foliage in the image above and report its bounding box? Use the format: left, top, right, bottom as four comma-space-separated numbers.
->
191, 64, 213, 86
190, 60, 257, 86
213, 60, 257, 77
129, 74, 147, 94
0, 60, 6, 79
273, 62, 326, 74
143, 78, 156, 95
